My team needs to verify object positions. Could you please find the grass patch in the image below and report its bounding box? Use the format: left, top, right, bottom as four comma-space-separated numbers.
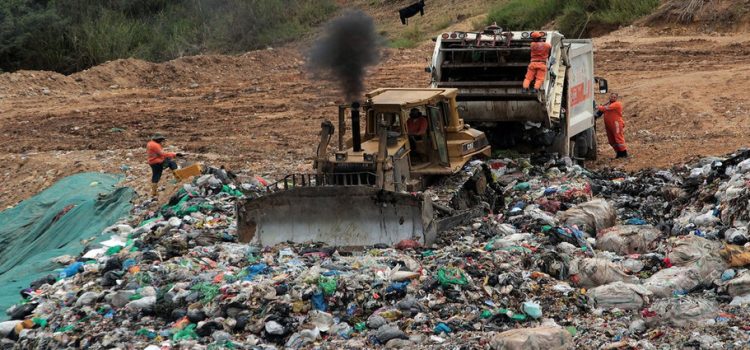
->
486, 0, 660, 37
431, 14, 454, 32
592, 0, 661, 25
487, 0, 561, 31
389, 23, 422, 48
389, 37, 418, 48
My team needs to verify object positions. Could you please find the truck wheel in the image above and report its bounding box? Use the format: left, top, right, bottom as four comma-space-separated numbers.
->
584, 126, 597, 161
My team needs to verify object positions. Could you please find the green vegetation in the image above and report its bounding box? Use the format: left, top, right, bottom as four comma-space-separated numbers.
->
431, 14, 454, 32
389, 23, 423, 49
0, 0, 337, 74
487, 0, 660, 37
487, 0, 561, 30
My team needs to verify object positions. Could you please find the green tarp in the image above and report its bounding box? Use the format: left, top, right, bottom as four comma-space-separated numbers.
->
0, 173, 133, 320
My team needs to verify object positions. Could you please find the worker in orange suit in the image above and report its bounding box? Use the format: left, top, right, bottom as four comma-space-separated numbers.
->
146, 134, 183, 197
407, 108, 428, 136
407, 108, 429, 161
597, 93, 628, 158
522, 31, 552, 94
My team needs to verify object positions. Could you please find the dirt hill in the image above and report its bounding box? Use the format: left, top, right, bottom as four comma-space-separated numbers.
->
1, 0, 749, 208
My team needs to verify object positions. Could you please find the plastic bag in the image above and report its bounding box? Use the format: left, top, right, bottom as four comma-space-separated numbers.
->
436, 267, 468, 287
642, 266, 701, 298
318, 276, 337, 296
596, 225, 660, 255
665, 236, 726, 282
587, 281, 652, 310
724, 270, 750, 297
172, 324, 199, 341
490, 326, 573, 350
649, 296, 718, 328
556, 199, 615, 235
569, 258, 639, 288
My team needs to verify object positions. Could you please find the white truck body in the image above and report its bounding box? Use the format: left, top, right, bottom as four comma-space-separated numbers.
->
428, 29, 604, 159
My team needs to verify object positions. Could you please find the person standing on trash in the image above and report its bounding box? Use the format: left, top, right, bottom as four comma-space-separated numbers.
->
597, 93, 628, 158
522, 31, 551, 94
146, 133, 184, 197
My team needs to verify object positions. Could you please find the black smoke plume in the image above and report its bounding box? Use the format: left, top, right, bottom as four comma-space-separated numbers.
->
307, 10, 381, 102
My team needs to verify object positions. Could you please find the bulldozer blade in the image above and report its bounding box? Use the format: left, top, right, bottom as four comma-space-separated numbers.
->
236, 186, 436, 248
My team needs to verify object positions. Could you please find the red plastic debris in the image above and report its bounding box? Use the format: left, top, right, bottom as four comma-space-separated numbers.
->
395, 239, 421, 250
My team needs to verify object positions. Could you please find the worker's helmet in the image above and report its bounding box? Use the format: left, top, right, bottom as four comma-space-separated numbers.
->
151, 133, 166, 141
531, 31, 543, 39
409, 108, 421, 118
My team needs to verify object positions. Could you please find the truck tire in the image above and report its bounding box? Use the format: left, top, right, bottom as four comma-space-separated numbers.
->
550, 124, 570, 159
585, 126, 597, 161
566, 127, 597, 166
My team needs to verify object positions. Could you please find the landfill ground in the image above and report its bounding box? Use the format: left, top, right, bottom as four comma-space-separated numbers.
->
4, 152, 750, 349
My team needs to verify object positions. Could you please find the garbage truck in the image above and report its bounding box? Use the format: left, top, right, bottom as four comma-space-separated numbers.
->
426, 25, 608, 160
236, 88, 493, 248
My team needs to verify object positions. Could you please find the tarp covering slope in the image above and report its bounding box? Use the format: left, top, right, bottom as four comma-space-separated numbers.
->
0, 173, 133, 320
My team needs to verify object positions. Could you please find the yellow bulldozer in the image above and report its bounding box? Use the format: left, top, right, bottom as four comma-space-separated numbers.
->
236, 88, 492, 248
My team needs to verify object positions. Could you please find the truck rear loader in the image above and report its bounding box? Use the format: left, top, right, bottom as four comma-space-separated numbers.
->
428, 25, 608, 161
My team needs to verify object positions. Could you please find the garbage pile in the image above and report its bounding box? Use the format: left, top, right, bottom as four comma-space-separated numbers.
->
3, 152, 750, 349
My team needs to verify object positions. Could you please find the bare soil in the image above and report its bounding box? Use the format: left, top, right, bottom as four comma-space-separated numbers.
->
1, 7, 749, 208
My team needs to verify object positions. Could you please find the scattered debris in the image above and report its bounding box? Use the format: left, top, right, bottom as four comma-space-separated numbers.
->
5, 150, 750, 348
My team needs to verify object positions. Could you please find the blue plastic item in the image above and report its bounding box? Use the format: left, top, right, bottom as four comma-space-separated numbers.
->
312, 292, 327, 311
625, 218, 646, 225
386, 281, 409, 294
122, 259, 136, 270
346, 303, 357, 316
244, 263, 269, 281
434, 322, 452, 334
722, 269, 736, 281
59, 262, 84, 279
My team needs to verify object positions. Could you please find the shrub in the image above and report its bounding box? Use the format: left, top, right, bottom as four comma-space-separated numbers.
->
486, 0, 660, 37
486, 0, 562, 31
0, 0, 338, 73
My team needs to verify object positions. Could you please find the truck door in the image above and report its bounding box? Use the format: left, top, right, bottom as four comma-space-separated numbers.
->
427, 106, 449, 166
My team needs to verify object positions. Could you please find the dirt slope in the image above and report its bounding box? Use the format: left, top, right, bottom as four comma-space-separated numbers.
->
591, 26, 750, 170
1, 2, 749, 208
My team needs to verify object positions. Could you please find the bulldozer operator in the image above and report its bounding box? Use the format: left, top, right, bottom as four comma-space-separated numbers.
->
146, 134, 184, 197
407, 108, 428, 161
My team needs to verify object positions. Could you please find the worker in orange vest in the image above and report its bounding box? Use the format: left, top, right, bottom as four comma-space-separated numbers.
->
522, 31, 552, 94
597, 93, 628, 158
407, 108, 429, 161
406, 108, 428, 136
146, 134, 184, 197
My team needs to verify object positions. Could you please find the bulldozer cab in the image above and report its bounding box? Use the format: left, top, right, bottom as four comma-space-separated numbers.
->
356, 88, 489, 180
363, 95, 450, 168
